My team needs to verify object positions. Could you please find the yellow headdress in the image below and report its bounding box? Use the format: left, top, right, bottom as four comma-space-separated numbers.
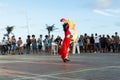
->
60, 18, 78, 42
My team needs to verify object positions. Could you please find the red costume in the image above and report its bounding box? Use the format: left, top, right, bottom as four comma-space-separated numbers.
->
58, 23, 71, 62
59, 18, 77, 62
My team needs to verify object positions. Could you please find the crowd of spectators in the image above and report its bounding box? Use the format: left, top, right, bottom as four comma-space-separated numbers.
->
0, 32, 120, 55
76, 32, 120, 53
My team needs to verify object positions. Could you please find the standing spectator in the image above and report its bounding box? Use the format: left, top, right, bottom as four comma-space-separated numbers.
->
54, 35, 63, 54
118, 37, 120, 52
100, 34, 107, 53
50, 35, 54, 42
72, 36, 80, 54
1, 37, 8, 55
7, 38, 12, 55
89, 34, 95, 53
114, 32, 119, 53
31, 35, 37, 54
87, 36, 91, 53
70, 35, 74, 53
106, 35, 112, 52
37, 34, 43, 54
26, 35, 31, 54
111, 35, 115, 53
17, 37, 23, 55
94, 33, 100, 53
54, 35, 62, 49
83, 33, 88, 52
78, 35, 84, 53
43, 35, 51, 54
11, 36, 16, 54
49, 35, 54, 54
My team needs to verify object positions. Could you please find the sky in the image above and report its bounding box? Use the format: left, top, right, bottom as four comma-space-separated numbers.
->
0, 0, 120, 43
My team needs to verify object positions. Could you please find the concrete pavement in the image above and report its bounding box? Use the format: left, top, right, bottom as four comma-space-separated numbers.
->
0, 53, 120, 80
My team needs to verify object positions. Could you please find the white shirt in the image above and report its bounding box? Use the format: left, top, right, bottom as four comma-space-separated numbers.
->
94, 36, 100, 43
2, 39, 7, 45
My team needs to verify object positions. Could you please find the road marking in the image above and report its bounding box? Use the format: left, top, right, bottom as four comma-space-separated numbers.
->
13, 76, 85, 80
12, 65, 120, 80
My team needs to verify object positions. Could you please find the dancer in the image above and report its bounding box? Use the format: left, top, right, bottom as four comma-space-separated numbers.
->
58, 18, 77, 63
58, 22, 71, 63
60, 18, 77, 42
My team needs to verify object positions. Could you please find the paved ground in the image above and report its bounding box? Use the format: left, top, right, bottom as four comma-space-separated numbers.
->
0, 53, 120, 80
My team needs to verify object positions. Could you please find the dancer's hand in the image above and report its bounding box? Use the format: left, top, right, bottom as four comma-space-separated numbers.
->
67, 35, 70, 38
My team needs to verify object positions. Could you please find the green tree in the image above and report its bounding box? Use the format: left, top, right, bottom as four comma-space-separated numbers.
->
6, 26, 14, 38
46, 24, 58, 37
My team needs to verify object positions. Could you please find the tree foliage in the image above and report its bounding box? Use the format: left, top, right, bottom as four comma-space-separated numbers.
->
6, 26, 14, 38
46, 24, 58, 37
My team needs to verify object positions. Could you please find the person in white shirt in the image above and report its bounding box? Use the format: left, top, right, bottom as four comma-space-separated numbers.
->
72, 36, 80, 54
2, 37, 7, 46
94, 33, 100, 53
1, 37, 8, 55
37, 34, 43, 54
